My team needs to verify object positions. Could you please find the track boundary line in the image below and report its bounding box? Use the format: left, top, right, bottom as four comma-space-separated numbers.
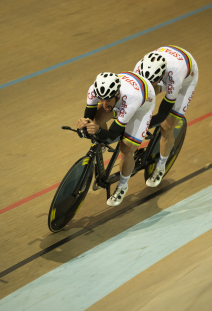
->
1, 111, 212, 215
0, 4, 211, 90
0, 164, 211, 279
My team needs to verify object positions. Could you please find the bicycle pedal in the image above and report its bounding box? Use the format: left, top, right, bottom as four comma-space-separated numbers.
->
92, 179, 100, 191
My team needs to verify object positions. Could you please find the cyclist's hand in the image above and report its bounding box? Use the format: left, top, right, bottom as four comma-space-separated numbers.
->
86, 119, 99, 134
77, 128, 90, 139
76, 118, 89, 129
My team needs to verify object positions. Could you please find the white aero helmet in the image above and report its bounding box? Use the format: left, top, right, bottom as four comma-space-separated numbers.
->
94, 72, 121, 99
139, 52, 167, 83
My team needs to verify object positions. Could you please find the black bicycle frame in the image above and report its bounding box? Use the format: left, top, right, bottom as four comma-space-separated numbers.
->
62, 126, 161, 200
90, 140, 120, 199
90, 126, 161, 199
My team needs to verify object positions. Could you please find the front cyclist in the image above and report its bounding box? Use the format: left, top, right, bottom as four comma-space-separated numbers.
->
77, 71, 155, 206
134, 45, 198, 187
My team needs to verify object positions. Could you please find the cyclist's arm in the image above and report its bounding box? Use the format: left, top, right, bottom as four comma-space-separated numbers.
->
149, 98, 174, 127
95, 120, 124, 140
95, 97, 140, 140
150, 71, 185, 127
84, 106, 97, 120
84, 84, 99, 120
96, 93, 145, 140
96, 94, 143, 140
153, 85, 160, 96
154, 84, 165, 96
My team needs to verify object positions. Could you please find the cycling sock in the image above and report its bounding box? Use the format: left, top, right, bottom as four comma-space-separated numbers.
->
118, 172, 131, 189
156, 154, 168, 171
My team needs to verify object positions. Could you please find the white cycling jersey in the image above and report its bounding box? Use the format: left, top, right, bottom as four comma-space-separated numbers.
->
134, 45, 198, 119
86, 71, 155, 146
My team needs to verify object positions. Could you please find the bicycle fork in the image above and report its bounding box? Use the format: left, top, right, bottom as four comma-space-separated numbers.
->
94, 143, 120, 200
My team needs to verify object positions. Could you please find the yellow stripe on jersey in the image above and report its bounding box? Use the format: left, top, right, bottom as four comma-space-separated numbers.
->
123, 136, 140, 146
164, 97, 176, 104
169, 112, 183, 120
169, 45, 193, 76
115, 119, 126, 127
86, 105, 97, 108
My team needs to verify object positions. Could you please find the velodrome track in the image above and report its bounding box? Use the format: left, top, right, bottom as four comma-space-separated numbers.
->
0, 1, 212, 310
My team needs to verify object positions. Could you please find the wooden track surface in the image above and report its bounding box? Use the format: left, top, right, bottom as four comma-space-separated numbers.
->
0, 0, 212, 309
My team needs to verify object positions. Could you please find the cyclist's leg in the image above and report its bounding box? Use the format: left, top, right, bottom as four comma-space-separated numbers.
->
147, 69, 198, 187
120, 105, 154, 176
107, 104, 154, 206
159, 115, 180, 157
160, 70, 199, 161
161, 60, 199, 159
119, 140, 138, 177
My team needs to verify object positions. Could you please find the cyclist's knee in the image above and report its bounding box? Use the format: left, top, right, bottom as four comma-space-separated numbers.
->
160, 125, 172, 138
120, 140, 137, 158
160, 127, 175, 143
161, 115, 179, 131
160, 116, 179, 138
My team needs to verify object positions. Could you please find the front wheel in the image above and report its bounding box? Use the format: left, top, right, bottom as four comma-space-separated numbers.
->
48, 156, 94, 233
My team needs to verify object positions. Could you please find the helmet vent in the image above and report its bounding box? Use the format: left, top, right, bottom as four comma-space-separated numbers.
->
155, 68, 160, 74
100, 86, 105, 94
110, 90, 116, 97
104, 89, 110, 97
95, 89, 101, 97
110, 82, 115, 88
145, 71, 150, 78
103, 74, 108, 78
151, 57, 156, 62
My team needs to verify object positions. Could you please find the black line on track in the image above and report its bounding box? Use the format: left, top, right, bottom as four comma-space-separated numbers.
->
0, 279, 8, 284
1, 164, 211, 278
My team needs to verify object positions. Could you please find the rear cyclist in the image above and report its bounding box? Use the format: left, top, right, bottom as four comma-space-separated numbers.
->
77, 71, 156, 206
134, 45, 198, 187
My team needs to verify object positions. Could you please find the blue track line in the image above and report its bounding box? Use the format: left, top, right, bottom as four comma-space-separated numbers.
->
0, 4, 211, 90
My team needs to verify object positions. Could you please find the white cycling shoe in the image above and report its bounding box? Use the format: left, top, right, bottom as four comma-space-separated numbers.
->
107, 185, 128, 207
146, 167, 165, 188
